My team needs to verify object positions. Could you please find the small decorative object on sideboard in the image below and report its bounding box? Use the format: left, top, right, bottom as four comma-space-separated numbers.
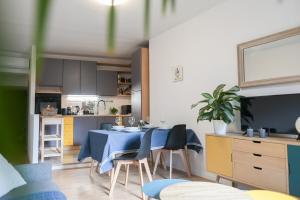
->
246, 128, 254, 137
258, 128, 267, 138
191, 84, 241, 135
295, 117, 300, 140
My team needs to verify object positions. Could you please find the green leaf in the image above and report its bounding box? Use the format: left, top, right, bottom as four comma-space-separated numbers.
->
227, 85, 240, 93
107, 5, 116, 53
223, 109, 234, 123
201, 93, 213, 99
171, 0, 176, 12
213, 84, 226, 98
233, 105, 241, 110
162, 0, 168, 15
144, 0, 150, 38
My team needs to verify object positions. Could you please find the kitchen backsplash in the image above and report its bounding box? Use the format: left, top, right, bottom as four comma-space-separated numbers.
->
61, 95, 131, 115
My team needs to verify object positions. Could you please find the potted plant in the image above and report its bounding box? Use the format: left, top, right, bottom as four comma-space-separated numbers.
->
109, 107, 118, 115
191, 84, 241, 135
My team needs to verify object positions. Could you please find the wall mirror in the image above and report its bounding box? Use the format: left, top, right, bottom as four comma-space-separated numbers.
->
238, 27, 300, 88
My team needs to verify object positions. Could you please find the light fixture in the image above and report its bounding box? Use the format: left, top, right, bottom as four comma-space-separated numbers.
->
99, 0, 127, 6
67, 95, 99, 102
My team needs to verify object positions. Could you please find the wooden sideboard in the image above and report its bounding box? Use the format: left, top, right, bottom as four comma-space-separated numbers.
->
206, 133, 300, 197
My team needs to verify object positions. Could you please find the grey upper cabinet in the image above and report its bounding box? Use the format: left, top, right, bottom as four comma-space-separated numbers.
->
63, 60, 81, 95
80, 61, 97, 95
131, 50, 141, 91
38, 58, 63, 87
97, 70, 118, 96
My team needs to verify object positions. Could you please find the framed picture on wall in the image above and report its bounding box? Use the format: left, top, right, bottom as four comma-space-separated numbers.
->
172, 66, 183, 82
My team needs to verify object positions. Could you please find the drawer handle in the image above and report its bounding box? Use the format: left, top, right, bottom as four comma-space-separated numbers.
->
253, 153, 262, 157
253, 166, 262, 170
252, 140, 261, 144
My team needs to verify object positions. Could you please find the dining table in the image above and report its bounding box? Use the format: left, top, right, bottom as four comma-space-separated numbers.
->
78, 128, 202, 173
159, 182, 252, 200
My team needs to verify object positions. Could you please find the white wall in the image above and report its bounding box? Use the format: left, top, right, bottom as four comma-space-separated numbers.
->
149, 0, 300, 180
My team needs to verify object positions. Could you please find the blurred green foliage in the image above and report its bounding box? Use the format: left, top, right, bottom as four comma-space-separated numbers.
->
0, 85, 28, 164
107, 5, 117, 53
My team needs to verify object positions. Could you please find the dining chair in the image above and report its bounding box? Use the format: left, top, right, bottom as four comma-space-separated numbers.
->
109, 128, 155, 199
100, 123, 112, 130
153, 124, 191, 178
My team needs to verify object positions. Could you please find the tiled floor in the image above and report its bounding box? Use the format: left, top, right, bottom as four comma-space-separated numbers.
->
53, 165, 208, 200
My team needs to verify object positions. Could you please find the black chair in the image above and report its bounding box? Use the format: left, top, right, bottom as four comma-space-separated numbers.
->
109, 128, 155, 199
153, 124, 191, 178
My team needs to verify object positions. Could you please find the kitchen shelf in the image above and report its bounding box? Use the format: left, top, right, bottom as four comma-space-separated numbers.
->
40, 116, 64, 162
44, 134, 61, 141
118, 95, 131, 97
118, 82, 132, 85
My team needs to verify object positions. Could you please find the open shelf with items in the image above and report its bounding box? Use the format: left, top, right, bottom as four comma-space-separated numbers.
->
44, 147, 62, 157
117, 72, 131, 96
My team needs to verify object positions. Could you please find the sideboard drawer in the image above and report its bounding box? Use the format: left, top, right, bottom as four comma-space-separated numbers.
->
232, 139, 286, 158
232, 151, 286, 170
233, 162, 287, 193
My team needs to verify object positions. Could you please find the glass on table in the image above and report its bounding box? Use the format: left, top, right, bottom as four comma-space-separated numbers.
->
128, 116, 135, 127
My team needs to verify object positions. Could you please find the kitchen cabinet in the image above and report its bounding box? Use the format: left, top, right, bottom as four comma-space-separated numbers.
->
288, 145, 300, 197
131, 48, 149, 123
63, 60, 81, 95
81, 61, 97, 95
73, 117, 97, 146
97, 70, 118, 96
63, 116, 74, 146
38, 58, 63, 87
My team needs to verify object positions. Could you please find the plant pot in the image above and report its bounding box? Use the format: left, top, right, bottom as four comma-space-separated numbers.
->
213, 120, 227, 135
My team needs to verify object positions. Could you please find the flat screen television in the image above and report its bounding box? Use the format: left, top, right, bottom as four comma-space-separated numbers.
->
240, 93, 300, 135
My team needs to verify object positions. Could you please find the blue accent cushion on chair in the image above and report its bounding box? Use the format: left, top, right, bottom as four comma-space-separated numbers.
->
142, 179, 189, 200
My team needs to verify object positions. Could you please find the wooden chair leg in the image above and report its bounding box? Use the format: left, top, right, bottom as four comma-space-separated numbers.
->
153, 151, 161, 175
124, 164, 130, 188
169, 150, 173, 179
90, 160, 95, 176
150, 151, 154, 168
143, 159, 153, 182
179, 149, 191, 177
160, 152, 167, 170
184, 146, 192, 174
110, 167, 115, 185
216, 175, 221, 183
138, 161, 146, 200
96, 162, 100, 173
109, 161, 122, 197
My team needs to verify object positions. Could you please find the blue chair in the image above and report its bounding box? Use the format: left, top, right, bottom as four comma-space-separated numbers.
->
100, 123, 112, 130
109, 129, 155, 199
142, 179, 189, 200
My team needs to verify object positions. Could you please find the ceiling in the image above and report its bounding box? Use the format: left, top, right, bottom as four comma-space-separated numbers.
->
0, 0, 225, 59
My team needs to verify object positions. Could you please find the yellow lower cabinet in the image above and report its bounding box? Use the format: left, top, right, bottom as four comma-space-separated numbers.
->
206, 135, 233, 177
64, 117, 74, 146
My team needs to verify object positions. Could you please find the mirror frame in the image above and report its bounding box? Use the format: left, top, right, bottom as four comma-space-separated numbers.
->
237, 27, 300, 88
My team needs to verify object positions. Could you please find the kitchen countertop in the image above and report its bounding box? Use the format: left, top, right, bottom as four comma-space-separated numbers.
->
64, 114, 131, 117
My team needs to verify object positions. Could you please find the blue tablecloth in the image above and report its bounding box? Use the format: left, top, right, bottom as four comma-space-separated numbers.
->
78, 128, 202, 173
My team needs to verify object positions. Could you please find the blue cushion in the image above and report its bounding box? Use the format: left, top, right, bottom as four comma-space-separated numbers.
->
142, 179, 189, 199
1, 181, 66, 200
